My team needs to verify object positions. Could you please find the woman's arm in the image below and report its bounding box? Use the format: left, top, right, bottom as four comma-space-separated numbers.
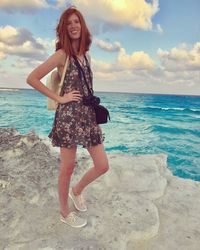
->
26, 49, 66, 103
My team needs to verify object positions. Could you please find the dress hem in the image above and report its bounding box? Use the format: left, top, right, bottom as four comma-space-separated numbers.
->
49, 140, 104, 149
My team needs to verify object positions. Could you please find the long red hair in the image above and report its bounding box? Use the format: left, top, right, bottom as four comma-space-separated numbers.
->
55, 6, 92, 56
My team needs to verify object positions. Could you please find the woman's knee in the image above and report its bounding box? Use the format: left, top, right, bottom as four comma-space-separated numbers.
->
59, 163, 75, 176
60, 162, 75, 176
103, 160, 109, 173
88, 144, 109, 174
95, 160, 109, 174
59, 146, 77, 176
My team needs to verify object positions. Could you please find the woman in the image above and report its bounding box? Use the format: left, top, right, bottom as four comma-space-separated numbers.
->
26, 6, 109, 228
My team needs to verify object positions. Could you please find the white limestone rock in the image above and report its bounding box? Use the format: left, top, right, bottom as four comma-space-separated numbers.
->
0, 128, 200, 250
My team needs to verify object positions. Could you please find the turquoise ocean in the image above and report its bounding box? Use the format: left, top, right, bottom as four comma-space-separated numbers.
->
0, 89, 200, 181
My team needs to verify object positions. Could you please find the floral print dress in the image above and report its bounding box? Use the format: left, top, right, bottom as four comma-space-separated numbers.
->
48, 55, 104, 148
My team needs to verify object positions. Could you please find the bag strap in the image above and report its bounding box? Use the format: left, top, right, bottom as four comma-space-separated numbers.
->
59, 55, 69, 96
72, 55, 94, 96
60, 55, 69, 86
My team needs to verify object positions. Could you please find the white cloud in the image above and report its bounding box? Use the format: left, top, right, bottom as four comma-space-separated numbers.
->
11, 58, 43, 69
0, 69, 30, 88
0, 25, 50, 60
156, 24, 163, 34
56, 0, 71, 8
116, 48, 155, 70
90, 41, 200, 95
0, 0, 49, 13
91, 47, 156, 86
95, 39, 121, 52
92, 59, 113, 73
0, 51, 6, 59
158, 42, 200, 71
0, 25, 38, 45
0, 25, 55, 89
92, 47, 155, 75
57, 0, 160, 31
0, 40, 47, 60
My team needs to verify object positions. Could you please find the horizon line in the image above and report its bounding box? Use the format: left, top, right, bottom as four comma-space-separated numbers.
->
0, 87, 199, 97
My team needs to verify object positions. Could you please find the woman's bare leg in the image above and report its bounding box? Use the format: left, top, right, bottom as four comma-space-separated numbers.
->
72, 143, 109, 195
58, 146, 77, 217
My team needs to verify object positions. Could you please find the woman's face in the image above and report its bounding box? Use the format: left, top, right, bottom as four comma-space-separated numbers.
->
67, 13, 81, 41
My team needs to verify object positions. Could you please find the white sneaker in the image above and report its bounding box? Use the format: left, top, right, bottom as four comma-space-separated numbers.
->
60, 211, 87, 228
69, 187, 87, 212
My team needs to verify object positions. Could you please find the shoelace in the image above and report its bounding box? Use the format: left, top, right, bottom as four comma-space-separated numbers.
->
68, 212, 78, 223
77, 195, 85, 207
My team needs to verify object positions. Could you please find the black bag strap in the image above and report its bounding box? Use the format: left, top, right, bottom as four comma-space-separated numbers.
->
84, 54, 93, 84
73, 55, 94, 96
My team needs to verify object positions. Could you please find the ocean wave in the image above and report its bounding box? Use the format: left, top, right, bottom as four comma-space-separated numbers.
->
190, 108, 200, 112
187, 115, 200, 119
0, 88, 20, 92
141, 106, 200, 113
1, 90, 200, 182
152, 125, 200, 137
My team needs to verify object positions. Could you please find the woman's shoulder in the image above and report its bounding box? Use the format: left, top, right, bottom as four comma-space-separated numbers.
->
56, 48, 66, 55
55, 49, 67, 66
56, 49, 67, 59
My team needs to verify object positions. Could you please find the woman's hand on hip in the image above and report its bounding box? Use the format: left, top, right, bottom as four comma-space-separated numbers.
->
58, 90, 82, 104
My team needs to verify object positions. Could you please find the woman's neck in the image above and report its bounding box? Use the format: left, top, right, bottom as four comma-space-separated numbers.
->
72, 39, 80, 55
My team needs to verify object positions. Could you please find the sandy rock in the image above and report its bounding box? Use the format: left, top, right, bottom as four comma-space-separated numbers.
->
0, 128, 200, 250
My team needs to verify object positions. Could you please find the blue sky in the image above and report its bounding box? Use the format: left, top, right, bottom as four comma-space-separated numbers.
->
0, 0, 199, 95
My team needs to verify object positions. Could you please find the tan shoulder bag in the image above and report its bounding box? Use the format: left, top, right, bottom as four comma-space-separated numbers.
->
47, 56, 69, 110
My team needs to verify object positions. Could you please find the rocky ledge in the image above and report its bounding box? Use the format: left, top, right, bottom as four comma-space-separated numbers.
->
0, 128, 200, 250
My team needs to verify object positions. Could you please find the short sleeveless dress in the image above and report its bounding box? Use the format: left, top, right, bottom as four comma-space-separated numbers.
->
48, 55, 105, 148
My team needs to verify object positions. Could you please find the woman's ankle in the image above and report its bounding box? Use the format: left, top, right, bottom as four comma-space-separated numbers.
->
72, 186, 81, 196
60, 209, 70, 218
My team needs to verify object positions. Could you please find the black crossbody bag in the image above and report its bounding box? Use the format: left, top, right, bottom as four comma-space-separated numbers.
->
73, 55, 110, 124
